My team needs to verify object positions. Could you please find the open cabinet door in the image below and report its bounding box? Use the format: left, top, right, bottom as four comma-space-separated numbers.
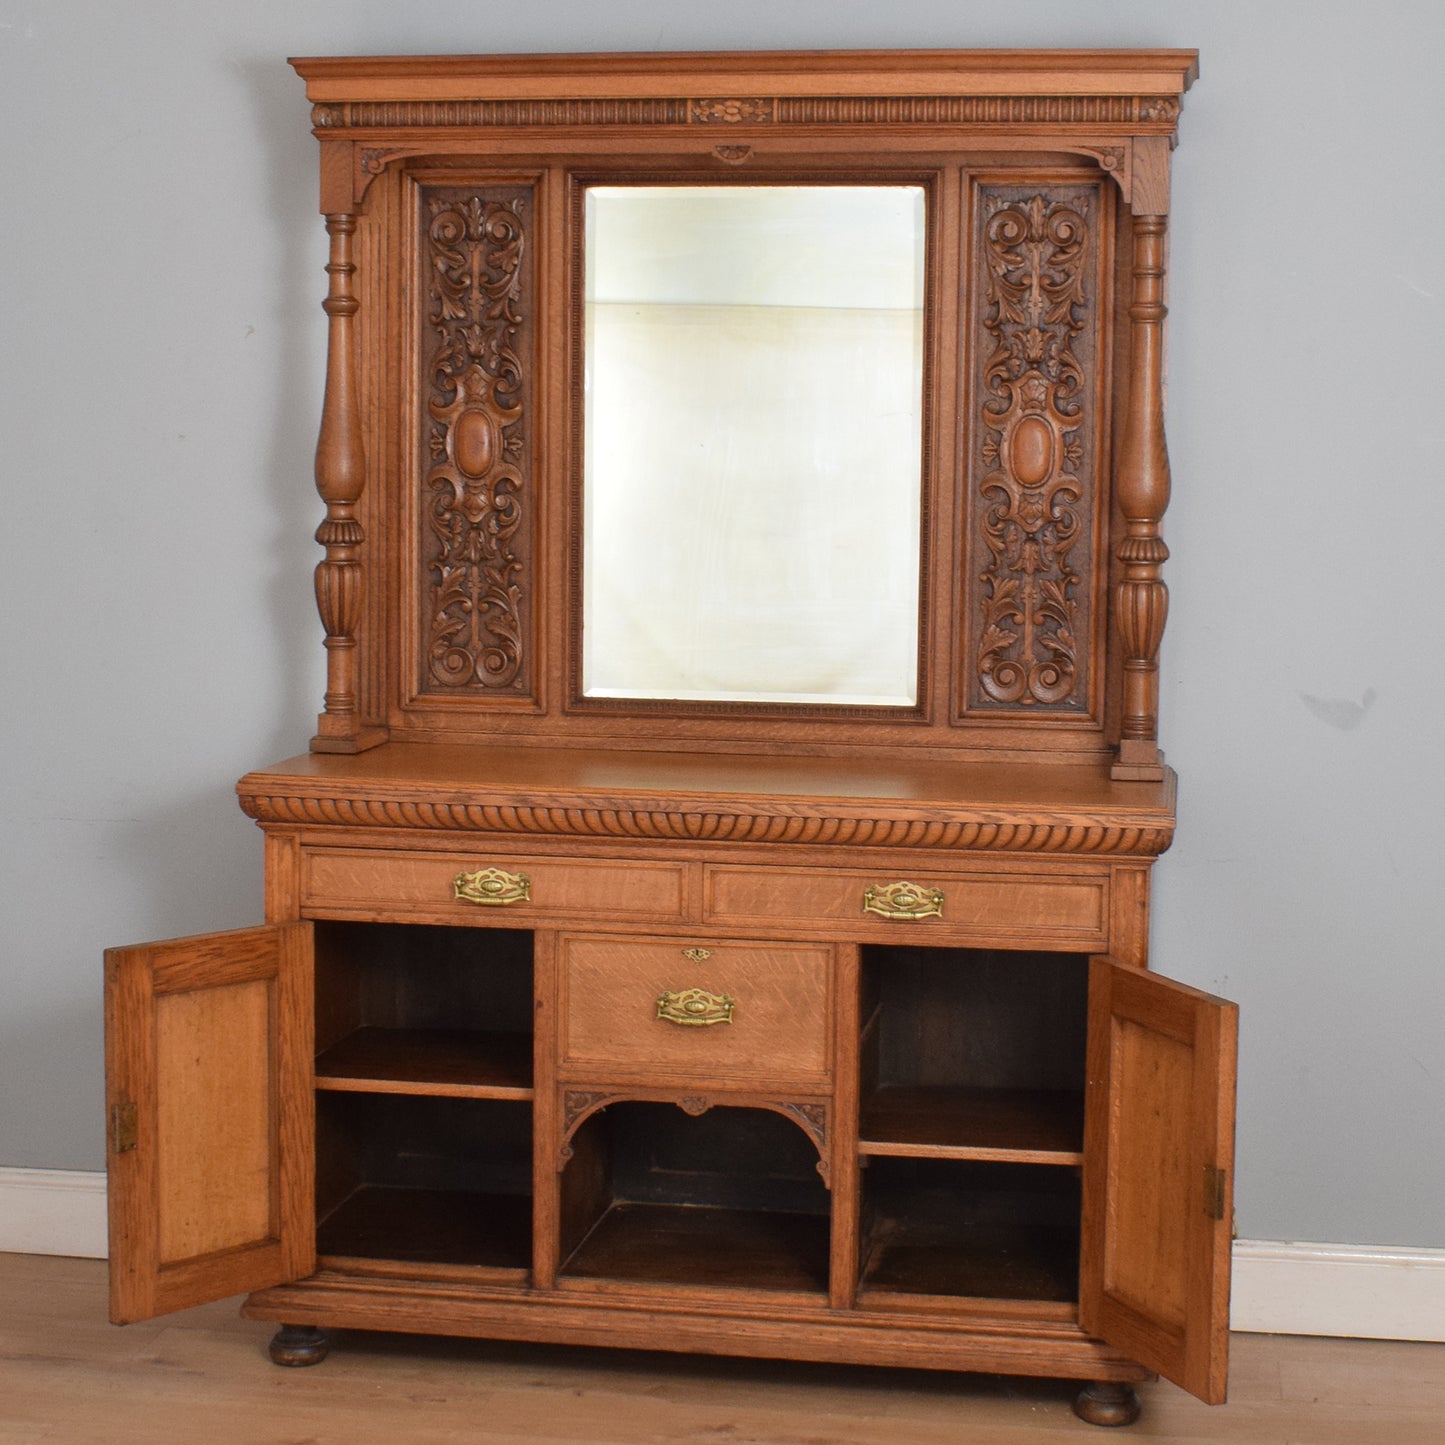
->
104, 923, 315, 1324
1079, 958, 1238, 1404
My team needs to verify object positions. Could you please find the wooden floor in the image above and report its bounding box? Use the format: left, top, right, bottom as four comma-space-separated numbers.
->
2, 1254, 1443, 1443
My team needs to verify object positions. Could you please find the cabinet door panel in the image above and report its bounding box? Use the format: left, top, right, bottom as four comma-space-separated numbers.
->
1079, 958, 1237, 1404
105, 924, 314, 1324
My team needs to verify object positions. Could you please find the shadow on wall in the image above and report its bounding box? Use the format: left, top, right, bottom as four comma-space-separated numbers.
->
238, 53, 334, 752
1298, 689, 1377, 732
0, 779, 263, 1169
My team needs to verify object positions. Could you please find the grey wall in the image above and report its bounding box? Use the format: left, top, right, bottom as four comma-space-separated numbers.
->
3, 1, 1442, 1247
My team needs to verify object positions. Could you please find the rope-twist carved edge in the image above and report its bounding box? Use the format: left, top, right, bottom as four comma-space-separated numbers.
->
239, 793, 1172, 855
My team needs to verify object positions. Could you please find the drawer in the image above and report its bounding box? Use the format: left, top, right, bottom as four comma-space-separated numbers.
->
703, 866, 1107, 947
302, 849, 688, 925
558, 935, 832, 1085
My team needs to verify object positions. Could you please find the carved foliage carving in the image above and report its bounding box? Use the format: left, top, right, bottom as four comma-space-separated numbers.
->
969, 188, 1101, 713
556, 1091, 830, 1183
419, 187, 533, 694
690, 98, 774, 124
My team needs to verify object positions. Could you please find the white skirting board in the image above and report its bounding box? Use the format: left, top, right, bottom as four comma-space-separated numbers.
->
0, 1167, 108, 1259
1228, 1239, 1445, 1341
1, 1169, 1442, 1340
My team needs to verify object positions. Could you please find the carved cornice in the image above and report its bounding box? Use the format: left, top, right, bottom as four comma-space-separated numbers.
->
237, 789, 1173, 856
311, 94, 1180, 133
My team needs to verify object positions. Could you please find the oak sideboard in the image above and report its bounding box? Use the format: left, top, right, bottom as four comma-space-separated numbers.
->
105, 48, 1234, 1429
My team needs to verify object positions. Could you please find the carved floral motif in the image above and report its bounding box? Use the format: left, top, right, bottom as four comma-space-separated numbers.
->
1137, 97, 1181, 122
421, 189, 532, 693
563, 1090, 614, 1134
973, 191, 1096, 710
690, 98, 774, 124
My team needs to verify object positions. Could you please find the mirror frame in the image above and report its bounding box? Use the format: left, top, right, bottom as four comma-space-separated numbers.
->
289, 49, 1197, 773
567, 167, 938, 721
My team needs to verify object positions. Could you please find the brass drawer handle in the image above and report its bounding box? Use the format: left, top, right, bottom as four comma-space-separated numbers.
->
657, 987, 734, 1027
454, 867, 531, 907
862, 881, 944, 921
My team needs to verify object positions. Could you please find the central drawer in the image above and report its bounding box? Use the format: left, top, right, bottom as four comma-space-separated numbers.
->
556, 934, 832, 1087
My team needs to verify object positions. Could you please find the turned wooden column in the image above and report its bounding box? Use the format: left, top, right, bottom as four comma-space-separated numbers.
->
311, 210, 384, 753
1111, 211, 1171, 781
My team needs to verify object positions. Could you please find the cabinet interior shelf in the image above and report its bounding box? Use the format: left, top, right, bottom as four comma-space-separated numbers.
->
314, 1027, 533, 1100
859, 1086, 1084, 1165
860, 1157, 1082, 1304
860, 1216, 1081, 1304
317, 1184, 531, 1272
560, 1201, 830, 1296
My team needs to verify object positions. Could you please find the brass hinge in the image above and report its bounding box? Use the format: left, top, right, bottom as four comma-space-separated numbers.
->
110, 1100, 138, 1154
1203, 1165, 1227, 1221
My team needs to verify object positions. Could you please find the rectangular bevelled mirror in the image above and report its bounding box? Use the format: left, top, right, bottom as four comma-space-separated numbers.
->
582, 184, 926, 707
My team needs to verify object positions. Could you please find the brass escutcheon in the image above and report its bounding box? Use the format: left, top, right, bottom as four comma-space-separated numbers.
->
681, 947, 713, 963
862, 880, 945, 921
657, 987, 734, 1027
454, 867, 531, 907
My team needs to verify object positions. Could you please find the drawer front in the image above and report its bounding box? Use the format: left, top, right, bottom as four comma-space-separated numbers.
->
558, 935, 831, 1085
303, 850, 687, 925
703, 866, 1107, 946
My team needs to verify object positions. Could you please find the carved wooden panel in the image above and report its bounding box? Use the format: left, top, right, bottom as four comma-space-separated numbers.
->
963, 183, 1108, 718
417, 184, 534, 698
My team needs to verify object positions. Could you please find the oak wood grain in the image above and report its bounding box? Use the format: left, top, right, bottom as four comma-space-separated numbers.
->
1079, 958, 1238, 1404
556, 935, 832, 1086
104, 924, 314, 1324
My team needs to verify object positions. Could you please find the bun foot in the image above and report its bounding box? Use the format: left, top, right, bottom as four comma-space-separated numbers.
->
269, 1324, 330, 1367
1073, 1382, 1141, 1427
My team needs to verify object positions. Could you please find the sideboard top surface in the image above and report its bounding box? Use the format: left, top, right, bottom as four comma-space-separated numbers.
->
236, 745, 1176, 856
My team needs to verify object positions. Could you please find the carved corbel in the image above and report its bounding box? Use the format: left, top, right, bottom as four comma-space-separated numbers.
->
1078, 144, 1131, 205
1085, 132, 1174, 219
356, 147, 408, 204
310, 132, 409, 209
1128, 134, 1173, 217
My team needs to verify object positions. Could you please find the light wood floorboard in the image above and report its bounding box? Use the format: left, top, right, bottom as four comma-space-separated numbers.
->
2, 1254, 1443, 1443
